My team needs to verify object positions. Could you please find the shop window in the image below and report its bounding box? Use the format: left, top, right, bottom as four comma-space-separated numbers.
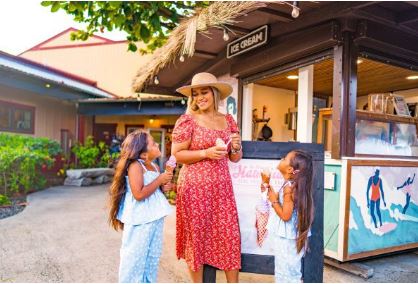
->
0, 100, 35, 134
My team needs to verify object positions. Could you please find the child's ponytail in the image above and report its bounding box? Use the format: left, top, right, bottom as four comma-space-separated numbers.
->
290, 150, 314, 253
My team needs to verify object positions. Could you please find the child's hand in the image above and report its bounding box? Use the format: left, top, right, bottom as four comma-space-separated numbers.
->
158, 171, 173, 185
162, 182, 172, 192
260, 183, 269, 193
267, 186, 278, 203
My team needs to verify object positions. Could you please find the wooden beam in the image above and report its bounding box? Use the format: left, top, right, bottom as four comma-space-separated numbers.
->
407, 1, 418, 8
268, 1, 377, 38
332, 32, 357, 159
355, 20, 418, 64
230, 22, 339, 78
224, 24, 251, 36
174, 50, 228, 89
194, 50, 218, 60
142, 85, 175, 96
352, 6, 418, 37
397, 9, 418, 25
324, 257, 374, 279
257, 7, 293, 22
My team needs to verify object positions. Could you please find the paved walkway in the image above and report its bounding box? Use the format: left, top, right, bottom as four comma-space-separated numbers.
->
1, 185, 417, 282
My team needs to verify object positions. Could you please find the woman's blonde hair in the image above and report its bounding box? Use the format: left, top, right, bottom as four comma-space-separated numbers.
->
186, 87, 220, 113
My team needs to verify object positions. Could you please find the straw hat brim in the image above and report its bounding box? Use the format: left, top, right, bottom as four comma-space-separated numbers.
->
176, 82, 233, 100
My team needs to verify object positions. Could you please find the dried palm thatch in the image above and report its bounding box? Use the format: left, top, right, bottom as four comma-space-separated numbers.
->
132, 1, 269, 92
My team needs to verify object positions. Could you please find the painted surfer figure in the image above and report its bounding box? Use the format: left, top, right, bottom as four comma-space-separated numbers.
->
366, 169, 387, 228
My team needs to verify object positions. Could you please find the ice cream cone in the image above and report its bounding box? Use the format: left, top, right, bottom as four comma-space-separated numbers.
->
215, 138, 226, 148
165, 155, 177, 173
260, 168, 271, 190
255, 208, 269, 247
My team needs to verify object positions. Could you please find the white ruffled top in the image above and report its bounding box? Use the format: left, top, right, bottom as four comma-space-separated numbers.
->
117, 159, 173, 225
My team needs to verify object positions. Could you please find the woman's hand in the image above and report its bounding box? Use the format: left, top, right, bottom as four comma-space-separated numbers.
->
267, 186, 278, 203
230, 133, 241, 151
161, 182, 173, 192
158, 171, 173, 185
205, 145, 228, 160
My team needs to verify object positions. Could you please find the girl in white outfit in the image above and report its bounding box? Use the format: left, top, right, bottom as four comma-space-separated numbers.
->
264, 150, 314, 283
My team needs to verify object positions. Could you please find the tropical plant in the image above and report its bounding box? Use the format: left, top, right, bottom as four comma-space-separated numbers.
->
41, 1, 209, 53
0, 133, 62, 197
72, 136, 117, 168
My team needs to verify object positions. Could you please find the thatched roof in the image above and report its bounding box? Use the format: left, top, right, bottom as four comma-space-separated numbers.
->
132, 1, 272, 92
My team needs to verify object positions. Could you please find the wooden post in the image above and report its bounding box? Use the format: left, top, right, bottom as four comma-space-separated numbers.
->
332, 32, 357, 158
241, 83, 254, 141
297, 65, 314, 142
237, 78, 244, 131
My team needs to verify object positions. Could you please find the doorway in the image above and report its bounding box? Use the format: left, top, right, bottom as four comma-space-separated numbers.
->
148, 128, 166, 170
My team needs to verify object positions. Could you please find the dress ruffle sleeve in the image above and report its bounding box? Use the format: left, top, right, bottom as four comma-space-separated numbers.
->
172, 114, 194, 143
226, 114, 239, 133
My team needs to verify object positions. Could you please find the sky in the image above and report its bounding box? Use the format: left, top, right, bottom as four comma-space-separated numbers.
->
0, 0, 127, 55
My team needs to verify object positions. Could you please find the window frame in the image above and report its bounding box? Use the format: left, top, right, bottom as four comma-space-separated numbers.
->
0, 99, 35, 134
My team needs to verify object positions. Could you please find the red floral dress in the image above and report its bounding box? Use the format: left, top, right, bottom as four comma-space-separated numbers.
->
173, 114, 241, 272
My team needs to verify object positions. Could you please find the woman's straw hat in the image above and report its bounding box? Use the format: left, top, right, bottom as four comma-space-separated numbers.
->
176, 72, 233, 100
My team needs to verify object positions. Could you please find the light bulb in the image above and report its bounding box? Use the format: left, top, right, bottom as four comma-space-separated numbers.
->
291, 7, 299, 18
154, 76, 159, 85
223, 29, 229, 41
179, 55, 185, 62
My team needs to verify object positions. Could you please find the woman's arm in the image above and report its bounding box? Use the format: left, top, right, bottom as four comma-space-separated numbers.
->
172, 139, 228, 165
269, 186, 294, 221
128, 162, 171, 201
228, 133, 242, 163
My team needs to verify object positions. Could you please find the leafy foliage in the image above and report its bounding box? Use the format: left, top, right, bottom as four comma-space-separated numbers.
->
72, 136, 119, 168
0, 134, 62, 197
0, 194, 12, 206
41, 1, 209, 53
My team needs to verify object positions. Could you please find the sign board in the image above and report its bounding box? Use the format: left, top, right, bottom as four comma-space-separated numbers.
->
203, 141, 324, 283
324, 172, 336, 190
226, 25, 268, 59
348, 165, 418, 258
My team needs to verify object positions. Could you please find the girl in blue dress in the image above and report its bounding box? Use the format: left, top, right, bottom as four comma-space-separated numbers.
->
108, 130, 173, 283
265, 150, 314, 283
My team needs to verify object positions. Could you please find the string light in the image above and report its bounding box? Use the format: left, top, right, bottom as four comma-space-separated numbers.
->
223, 29, 229, 41
154, 76, 159, 85
291, 1, 300, 18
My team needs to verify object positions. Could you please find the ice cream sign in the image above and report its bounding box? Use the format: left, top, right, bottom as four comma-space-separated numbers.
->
226, 25, 268, 59
229, 158, 283, 255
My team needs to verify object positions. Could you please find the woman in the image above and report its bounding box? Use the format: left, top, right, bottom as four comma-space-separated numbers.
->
172, 72, 242, 282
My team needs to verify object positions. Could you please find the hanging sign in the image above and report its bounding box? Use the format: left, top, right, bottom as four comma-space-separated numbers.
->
227, 25, 268, 59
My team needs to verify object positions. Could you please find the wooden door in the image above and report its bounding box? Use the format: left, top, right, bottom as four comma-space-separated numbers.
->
93, 123, 117, 145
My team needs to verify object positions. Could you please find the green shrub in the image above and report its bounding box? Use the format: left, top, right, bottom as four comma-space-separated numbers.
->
72, 136, 116, 168
0, 133, 62, 197
0, 194, 11, 206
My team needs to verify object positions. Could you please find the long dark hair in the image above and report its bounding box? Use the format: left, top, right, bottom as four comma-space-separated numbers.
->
289, 149, 314, 253
108, 130, 148, 231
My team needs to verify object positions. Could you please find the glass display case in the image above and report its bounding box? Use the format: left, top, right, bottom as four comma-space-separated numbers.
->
317, 108, 418, 158
355, 111, 418, 157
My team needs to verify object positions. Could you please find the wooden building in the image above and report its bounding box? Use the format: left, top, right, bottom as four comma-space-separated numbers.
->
133, 1, 418, 262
